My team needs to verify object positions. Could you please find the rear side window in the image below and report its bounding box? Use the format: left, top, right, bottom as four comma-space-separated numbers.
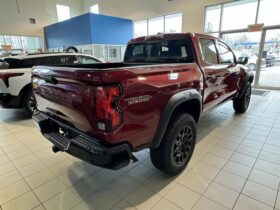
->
52, 56, 77, 65
199, 39, 219, 64
33, 57, 53, 66
124, 39, 194, 63
76, 56, 101, 64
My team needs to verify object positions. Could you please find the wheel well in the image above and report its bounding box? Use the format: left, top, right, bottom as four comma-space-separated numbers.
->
18, 83, 31, 105
172, 99, 201, 123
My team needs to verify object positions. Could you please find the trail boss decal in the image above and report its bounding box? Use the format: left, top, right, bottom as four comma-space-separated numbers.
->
124, 95, 152, 105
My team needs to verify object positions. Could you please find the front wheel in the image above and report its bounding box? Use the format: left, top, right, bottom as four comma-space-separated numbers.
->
150, 113, 196, 176
233, 83, 251, 113
23, 89, 37, 116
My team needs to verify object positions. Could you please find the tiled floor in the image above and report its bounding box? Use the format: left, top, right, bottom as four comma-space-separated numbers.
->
0, 90, 280, 210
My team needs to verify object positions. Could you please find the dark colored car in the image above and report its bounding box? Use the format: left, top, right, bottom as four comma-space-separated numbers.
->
32, 33, 254, 175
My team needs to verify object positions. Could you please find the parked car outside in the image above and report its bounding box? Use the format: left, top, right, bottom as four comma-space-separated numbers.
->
0, 53, 102, 116
234, 51, 258, 71
264, 51, 278, 67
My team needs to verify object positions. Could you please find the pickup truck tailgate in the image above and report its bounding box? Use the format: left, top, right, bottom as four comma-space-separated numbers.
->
32, 66, 102, 132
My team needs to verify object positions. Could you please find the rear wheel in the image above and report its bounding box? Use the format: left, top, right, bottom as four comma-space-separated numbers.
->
233, 83, 251, 113
23, 89, 37, 116
150, 113, 196, 176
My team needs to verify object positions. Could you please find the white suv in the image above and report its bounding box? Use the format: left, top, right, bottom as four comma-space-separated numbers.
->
0, 53, 102, 116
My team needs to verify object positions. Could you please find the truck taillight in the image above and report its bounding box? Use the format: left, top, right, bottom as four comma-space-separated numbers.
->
0, 73, 24, 87
96, 85, 122, 132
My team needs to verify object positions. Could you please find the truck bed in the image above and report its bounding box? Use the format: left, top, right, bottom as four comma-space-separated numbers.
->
32, 62, 202, 148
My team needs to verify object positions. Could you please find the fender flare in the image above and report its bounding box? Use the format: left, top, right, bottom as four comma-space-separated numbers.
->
237, 72, 254, 99
151, 89, 202, 149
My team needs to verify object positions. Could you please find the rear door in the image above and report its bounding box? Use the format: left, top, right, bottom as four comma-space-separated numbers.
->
199, 38, 238, 111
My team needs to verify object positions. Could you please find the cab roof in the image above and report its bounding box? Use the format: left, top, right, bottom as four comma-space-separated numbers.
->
129, 33, 217, 43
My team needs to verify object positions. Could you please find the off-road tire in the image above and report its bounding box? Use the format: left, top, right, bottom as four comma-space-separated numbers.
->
233, 83, 251, 113
150, 113, 196, 176
23, 89, 37, 116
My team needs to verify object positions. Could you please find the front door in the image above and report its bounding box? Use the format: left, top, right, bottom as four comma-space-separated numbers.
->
199, 38, 239, 111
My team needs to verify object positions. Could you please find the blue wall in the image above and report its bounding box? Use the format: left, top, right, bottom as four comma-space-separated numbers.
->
44, 13, 132, 49
44, 14, 92, 49
90, 14, 132, 45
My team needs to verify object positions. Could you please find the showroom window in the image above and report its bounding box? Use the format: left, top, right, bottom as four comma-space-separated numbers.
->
204, 5, 221, 33
204, 0, 280, 35
165, 13, 183, 33
258, 0, 280, 26
56, 4, 71, 22
133, 13, 182, 37
0, 35, 42, 53
90, 4, 99, 14
134, 20, 148, 38
148, 16, 164, 35
222, 0, 258, 31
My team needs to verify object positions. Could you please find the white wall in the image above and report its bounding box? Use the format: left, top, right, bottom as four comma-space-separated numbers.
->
83, 0, 232, 33
0, 0, 84, 37
0, 0, 232, 47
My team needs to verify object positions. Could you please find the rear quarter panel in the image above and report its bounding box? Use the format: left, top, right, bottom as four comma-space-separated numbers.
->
102, 63, 203, 149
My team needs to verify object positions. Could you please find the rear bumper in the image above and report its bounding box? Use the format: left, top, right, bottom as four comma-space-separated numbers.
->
0, 93, 22, 108
33, 112, 132, 170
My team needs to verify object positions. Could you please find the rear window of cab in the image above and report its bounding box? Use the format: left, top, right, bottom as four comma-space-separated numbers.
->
124, 39, 194, 63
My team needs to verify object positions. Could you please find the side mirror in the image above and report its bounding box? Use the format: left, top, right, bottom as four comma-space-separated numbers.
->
238, 57, 249, 65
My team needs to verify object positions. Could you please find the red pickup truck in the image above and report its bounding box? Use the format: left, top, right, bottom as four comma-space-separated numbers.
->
32, 33, 253, 175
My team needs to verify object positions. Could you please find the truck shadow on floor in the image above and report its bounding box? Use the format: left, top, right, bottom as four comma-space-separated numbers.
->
0, 109, 33, 127
67, 104, 238, 209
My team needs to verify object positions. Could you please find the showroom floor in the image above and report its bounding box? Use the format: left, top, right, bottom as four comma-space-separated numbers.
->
0, 90, 280, 210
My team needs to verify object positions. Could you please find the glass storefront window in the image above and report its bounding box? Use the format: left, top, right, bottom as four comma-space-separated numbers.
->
259, 29, 280, 87
222, 32, 261, 53
165, 13, 182, 33
148, 16, 164, 35
21, 36, 35, 50
134, 13, 182, 38
205, 0, 280, 89
0, 35, 4, 48
90, 4, 99, 14
0, 34, 42, 53
258, 0, 280, 26
56, 4, 71, 22
207, 33, 219, 38
222, 0, 258, 31
4, 36, 12, 45
204, 5, 221, 33
222, 32, 261, 71
10, 36, 22, 49
134, 20, 148, 38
